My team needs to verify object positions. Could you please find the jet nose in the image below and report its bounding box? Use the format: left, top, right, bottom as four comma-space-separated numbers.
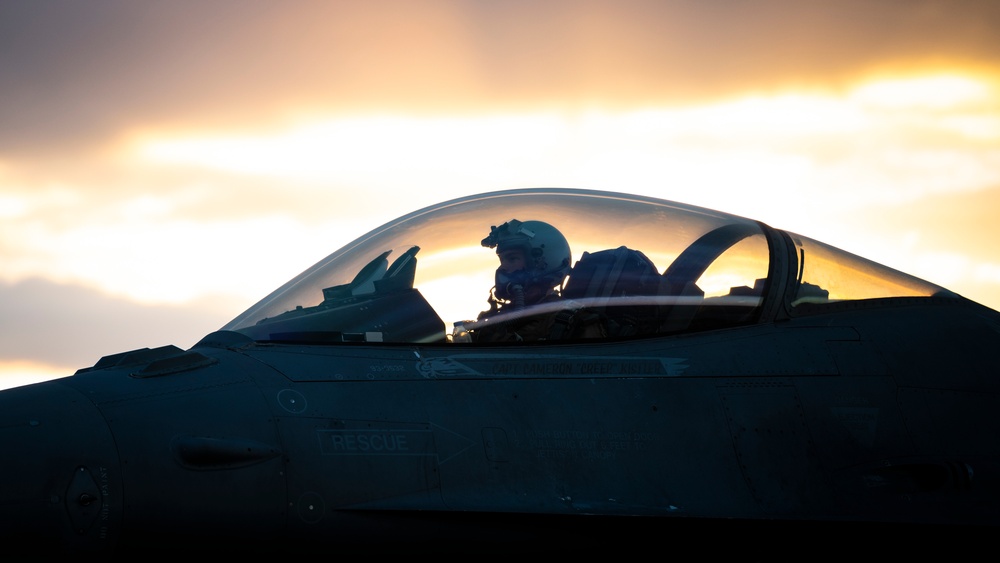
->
0, 379, 121, 554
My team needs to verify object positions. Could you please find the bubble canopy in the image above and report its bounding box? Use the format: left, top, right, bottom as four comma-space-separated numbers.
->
222, 188, 952, 344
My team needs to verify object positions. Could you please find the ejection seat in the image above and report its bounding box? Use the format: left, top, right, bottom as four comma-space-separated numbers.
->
549, 246, 665, 339
658, 223, 764, 333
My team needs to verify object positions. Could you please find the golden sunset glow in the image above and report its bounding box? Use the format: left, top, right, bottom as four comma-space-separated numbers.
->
851, 74, 994, 110
0, 360, 71, 390
3, 1, 999, 389
120, 72, 998, 254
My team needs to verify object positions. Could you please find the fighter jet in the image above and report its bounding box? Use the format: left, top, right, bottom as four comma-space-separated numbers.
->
2, 188, 998, 555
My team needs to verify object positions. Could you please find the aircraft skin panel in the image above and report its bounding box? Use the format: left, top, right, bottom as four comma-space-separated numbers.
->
721, 382, 828, 515
261, 377, 761, 520
835, 300, 1000, 392
244, 324, 854, 383
58, 347, 290, 547
0, 381, 122, 553
4, 298, 996, 554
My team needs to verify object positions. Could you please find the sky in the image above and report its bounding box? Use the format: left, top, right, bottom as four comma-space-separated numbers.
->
2, 0, 999, 389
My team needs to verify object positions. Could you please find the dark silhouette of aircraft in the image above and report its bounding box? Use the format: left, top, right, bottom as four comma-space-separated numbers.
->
2, 188, 998, 555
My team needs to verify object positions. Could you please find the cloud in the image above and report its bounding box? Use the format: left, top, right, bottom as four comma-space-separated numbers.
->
0, 277, 236, 368
853, 184, 1000, 262
3, 0, 999, 154
4, 73, 997, 306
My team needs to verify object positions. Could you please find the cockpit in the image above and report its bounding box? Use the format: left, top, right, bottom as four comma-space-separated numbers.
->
221, 189, 955, 344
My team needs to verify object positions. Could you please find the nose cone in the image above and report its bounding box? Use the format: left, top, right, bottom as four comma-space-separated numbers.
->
0, 379, 121, 554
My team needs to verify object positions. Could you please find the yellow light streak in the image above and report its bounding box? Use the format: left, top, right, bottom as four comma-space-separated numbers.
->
850, 75, 993, 110
0, 360, 71, 391
17, 70, 989, 311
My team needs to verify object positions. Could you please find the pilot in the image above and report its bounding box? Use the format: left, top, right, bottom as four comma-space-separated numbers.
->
468, 219, 572, 342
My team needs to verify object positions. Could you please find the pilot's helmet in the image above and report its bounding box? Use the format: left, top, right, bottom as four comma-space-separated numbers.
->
481, 219, 571, 301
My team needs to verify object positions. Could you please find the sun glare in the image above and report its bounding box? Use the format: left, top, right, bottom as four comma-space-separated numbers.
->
0, 195, 29, 219
139, 115, 567, 182
850, 75, 993, 110
106, 70, 1000, 310
136, 73, 996, 192
0, 360, 70, 391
